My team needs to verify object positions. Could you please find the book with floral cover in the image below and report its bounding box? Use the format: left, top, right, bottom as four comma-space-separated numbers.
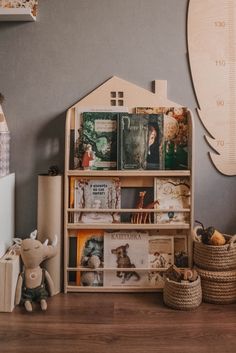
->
136, 107, 189, 170
154, 177, 190, 224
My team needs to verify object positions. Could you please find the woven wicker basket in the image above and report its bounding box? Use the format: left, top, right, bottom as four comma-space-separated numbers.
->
196, 267, 236, 304
193, 227, 236, 271
163, 276, 202, 310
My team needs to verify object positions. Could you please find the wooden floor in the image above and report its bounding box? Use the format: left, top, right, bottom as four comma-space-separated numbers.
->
0, 293, 236, 353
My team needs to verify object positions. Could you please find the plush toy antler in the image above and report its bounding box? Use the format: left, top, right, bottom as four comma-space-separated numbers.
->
15, 230, 58, 312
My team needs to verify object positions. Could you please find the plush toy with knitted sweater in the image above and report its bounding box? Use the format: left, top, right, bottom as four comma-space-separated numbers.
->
15, 230, 57, 312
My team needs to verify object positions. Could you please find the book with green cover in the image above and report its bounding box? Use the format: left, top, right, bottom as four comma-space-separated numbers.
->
79, 112, 118, 170
119, 114, 164, 170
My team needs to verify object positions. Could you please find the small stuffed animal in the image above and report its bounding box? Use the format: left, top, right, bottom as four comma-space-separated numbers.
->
15, 230, 57, 312
194, 221, 226, 246
207, 227, 226, 246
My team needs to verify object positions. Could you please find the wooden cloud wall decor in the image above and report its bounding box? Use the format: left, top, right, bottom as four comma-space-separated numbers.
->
188, 0, 236, 175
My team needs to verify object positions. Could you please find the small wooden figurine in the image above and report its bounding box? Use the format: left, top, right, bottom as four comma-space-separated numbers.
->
131, 191, 146, 224
142, 199, 160, 224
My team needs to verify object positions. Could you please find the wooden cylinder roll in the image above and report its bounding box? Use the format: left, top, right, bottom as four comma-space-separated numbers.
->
37, 175, 63, 295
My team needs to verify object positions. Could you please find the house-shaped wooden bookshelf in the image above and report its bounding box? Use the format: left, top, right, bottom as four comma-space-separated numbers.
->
64, 76, 194, 293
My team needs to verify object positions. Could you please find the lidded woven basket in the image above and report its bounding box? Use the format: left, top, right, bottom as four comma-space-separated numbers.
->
193, 227, 236, 271
163, 276, 202, 311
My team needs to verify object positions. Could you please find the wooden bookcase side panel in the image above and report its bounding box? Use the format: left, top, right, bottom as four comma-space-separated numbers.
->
64, 78, 194, 293
64, 108, 75, 292
188, 110, 195, 267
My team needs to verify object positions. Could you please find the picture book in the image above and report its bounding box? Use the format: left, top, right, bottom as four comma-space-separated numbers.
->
76, 111, 119, 170
148, 235, 174, 269
136, 107, 189, 170
73, 178, 121, 223
154, 177, 190, 224
103, 231, 149, 287
119, 113, 164, 170
74, 106, 128, 169
147, 235, 174, 288
76, 229, 104, 286
174, 235, 188, 268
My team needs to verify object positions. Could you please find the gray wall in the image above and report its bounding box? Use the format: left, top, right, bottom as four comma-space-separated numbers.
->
0, 0, 235, 236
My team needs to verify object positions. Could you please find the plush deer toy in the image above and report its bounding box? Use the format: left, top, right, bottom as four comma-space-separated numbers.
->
15, 230, 57, 312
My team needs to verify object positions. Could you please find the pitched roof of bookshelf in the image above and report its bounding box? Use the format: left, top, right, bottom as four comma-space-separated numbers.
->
70, 76, 181, 110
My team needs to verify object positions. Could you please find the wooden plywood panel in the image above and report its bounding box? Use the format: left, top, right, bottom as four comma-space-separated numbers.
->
188, 0, 236, 175
71, 76, 181, 111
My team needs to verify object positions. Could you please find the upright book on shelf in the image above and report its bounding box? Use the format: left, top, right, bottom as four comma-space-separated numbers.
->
136, 107, 189, 170
76, 229, 104, 286
78, 112, 119, 170
72, 178, 121, 223
154, 177, 190, 224
147, 235, 174, 288
119, 113, 164, 170
74, 106, 128, 169
104, 231, 149, 287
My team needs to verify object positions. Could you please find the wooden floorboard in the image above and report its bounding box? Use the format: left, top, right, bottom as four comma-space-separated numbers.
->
0, 293, 236, 353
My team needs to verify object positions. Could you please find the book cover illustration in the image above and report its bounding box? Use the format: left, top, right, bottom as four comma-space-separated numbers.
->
148, 235, 174, 288
74, 106, 128, 169
146, 114, 164, 170
103, 231, 149, 287
154, 177, 190, 224
76, 229, 104, 286
74, 178, 121, 223
136, 107, 189, 170
174, 235, 188, 268
78, 112, 119, 170
119, 114, 164, 170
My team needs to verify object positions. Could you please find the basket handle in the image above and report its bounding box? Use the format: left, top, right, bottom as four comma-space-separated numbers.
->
192, 226, 202, 242
227, 234, 236, 250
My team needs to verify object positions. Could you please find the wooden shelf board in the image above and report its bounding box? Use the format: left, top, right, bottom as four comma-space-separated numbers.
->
67, 267, 168, 272
0, 8, 36, 21
67, 208, 191, 213
67, 223, 190, 230
66, 286, 163, 293
67, 170, 191, 177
